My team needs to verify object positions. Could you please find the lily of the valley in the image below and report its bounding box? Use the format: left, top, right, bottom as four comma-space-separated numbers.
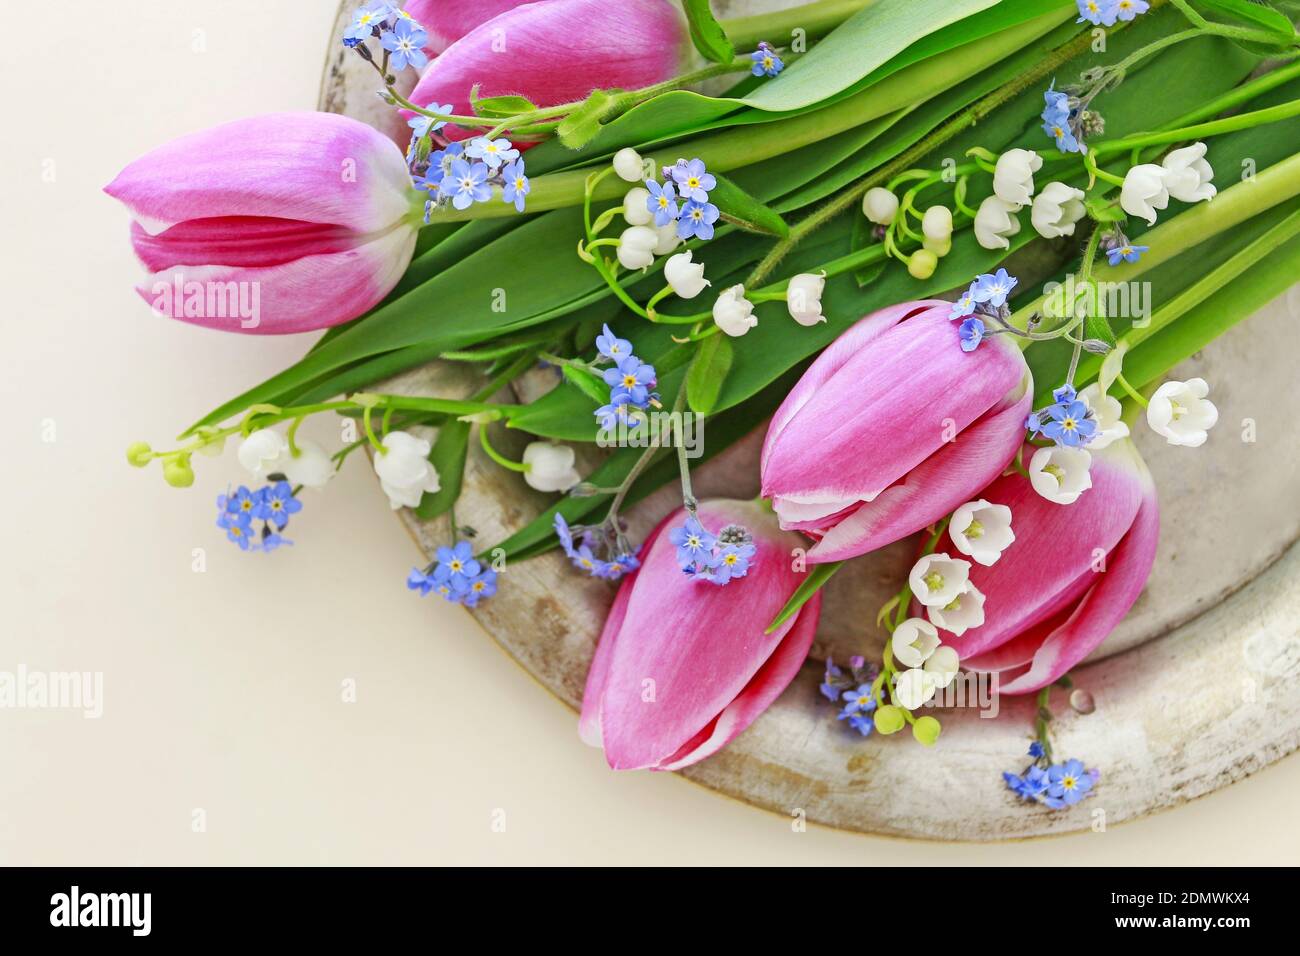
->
862, 187, 899, 225
892, 618, 940, 668
909, 553, 972, 608
1031, 182, 1087, 238
926, 581, 986, 636
613, 147, 646, 183
1161, 142, 1216, 203
374, 430, 441, 509
949, 498, 1014, 566
1120, 164, 1170, 225
523, 441, 581, 492
236, 428, 335, 488
616, 225, 658, 270
1029, 445, 1092, 505
713, 285, 758, 336
992, 149, 1042, 208
1147, 378, 1218, 447
663, 250, 710, 299
974, 196, 1022, 250
622, 187, 653, 226
1078, 383, 1130, 450
786, 272, 827, 326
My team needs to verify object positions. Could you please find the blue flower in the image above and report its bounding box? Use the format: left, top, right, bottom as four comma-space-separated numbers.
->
847, 713, 874, 736
1042, 398, 1098, 447
1047, 759, 1095, 805
570, 543, 603, 576
439, 158, 492, 210
839, 684, 877, 717
668, 515, 717, 570
408, 111, 448, 140
644, 179, 679, 227
669, 158, 716, 203
465, 136, 518, 170
1004, 765, 1051, 801
1043, 115, 1082, 154
750, 44, 784, 77
711, 542, 756, 583
501, 159, 530, 213
462, 569, 498, 607
1052, 384, 1078, 404
603, 356, 656, 407
971, 268, 1018, 308
260, 531, 293, 553
429, 142, 465, 180
958, 317, 986, 353
343, 3, 388, 42
407, 567, 435, 595
257, 481, 302, 529
435, 540, 481, 587
1106, 243, 1148, 266
217, 511, 255, 551
1028, 741, 1046, 758
1075, 0, 1119, 27
1025, 412, 1042, 436
949, 289, 975, 320
553, 513, 578, 557
1042, 84, 1071, 123
1115, 0, 1149, 21
595, 323, 633, 362
819, 657, 843, 702
676, 199, 719, 241
594, 395, 634, 430
380, 18, 429, 72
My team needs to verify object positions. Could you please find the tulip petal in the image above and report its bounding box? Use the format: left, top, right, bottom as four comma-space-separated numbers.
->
105, 112, 414, 235
591, 500, 815, 771
943, 441, 1148, 660
762, 305, 1029, 514
404, 0, 538, 54
134, 225, 416, 334
655, 593, 822, 771
997, 481, 1159, 694
129, 217, 361, 272
803, 375, 1031, 562
406, 0, 687, 142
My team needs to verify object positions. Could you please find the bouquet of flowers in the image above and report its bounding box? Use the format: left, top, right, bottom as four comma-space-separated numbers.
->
113, 0, 1300, 814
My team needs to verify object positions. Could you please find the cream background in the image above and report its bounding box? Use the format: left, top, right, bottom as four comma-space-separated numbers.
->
0, 0, 1295, 865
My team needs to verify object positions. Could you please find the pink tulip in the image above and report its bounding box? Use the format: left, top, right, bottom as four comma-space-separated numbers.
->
940, 438, 1159, 694
403, 0, 541, 54
760, 301, 1033, 564
406, 0, 688, 144
105, 112, 419, 335
580, 499, 822, 771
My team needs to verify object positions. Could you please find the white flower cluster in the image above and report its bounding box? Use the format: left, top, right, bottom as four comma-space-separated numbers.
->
1120, 143, 1215, 225
862, 186, 954, 279
972, 149, 1090, 250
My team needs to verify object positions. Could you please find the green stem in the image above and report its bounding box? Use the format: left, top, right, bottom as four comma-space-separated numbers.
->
721, 0, 876, 49
1093, 99, 1300, 158
1114, 372, 1149, 409
479, 423, 529, 473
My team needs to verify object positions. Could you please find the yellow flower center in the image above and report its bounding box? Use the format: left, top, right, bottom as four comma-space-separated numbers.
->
965, 519, 984, 540
1062, 417, 1077, 431
1062, 775, 1077, 790
449, 559, 463, 572
622, 374, 637, 388
1044, 463, 1065, 481
687, 177, 700, 189
924, 571, 945, 592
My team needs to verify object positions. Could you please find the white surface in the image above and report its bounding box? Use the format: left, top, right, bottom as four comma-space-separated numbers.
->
1, 0, 1297, 865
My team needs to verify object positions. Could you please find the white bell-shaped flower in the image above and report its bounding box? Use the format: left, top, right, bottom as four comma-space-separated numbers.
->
373, 430, 440, 510
1031, 182, 1087, 239
973, 196, 1021, 250
1029, 446, 1092, 505
1121, 164, 1169, 225
948, 499, 1014, 566
909, 553, 972, 608
992, 148, 1042, 208
1147, 378, 1218, 447
523, 441, 581, 492
712, 285, 757, 337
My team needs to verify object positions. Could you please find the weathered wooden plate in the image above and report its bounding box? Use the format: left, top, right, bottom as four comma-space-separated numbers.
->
322, 2, 1300, 839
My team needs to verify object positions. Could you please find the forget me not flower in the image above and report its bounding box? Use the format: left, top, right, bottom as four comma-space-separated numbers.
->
1106, 243, 1148, 266
465, 136, 519, 170
439, 158, 492, 210
644, 179, 679, 227
381, 18, 429, 72
1047, 758, 1095, 805
257, 480, 302, 529
971, 268, 1018, 308
750, 43, 784, 77
676, 199, 720, 241
958, 317, 986, 353
668, 514, 717, 570
670, 158, 716, 203
1042, 396, 1098, 447
603, 356, 657, 407
595, 324, 633, 362
501, 159, 530, 213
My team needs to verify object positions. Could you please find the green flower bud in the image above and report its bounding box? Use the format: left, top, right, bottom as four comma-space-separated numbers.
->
162, 455, 195, 488
126, 441, 153, 468
873, 705, 906, 735
907, 250, 938, 280
912, 715, 942, 746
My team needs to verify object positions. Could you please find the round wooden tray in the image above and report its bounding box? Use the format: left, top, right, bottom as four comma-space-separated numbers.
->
321, 2, 1300, 839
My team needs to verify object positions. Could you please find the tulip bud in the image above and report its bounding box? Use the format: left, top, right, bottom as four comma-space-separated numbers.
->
761, 301, 1032, 563
613, 147, 646, 183
907, 249, 938, 279
105, 113, 418, 334
862, 187, 899, 225
622, 187, 654, 226
712, 285, 757, 337
785, 272, 827, 326
126, 441, 153, 468
404, 0, 536, 54
579, 499, 822, 770
941, 439, 1158, 694
616, 226, 658, 270
663, 250, 710, 299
